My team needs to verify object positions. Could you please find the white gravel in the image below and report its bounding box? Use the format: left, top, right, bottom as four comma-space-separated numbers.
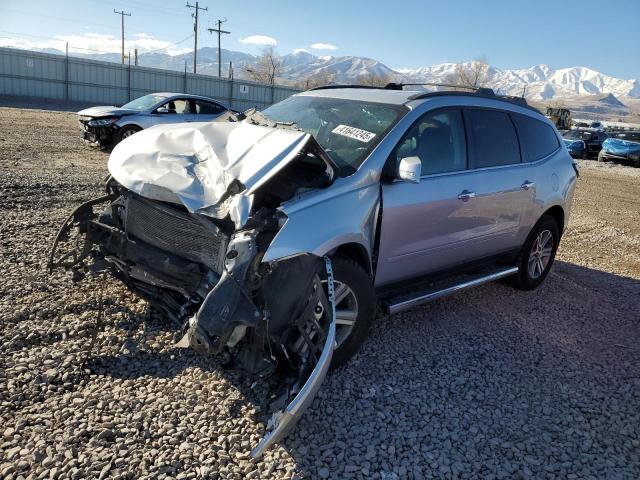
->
1, 106, 639, 479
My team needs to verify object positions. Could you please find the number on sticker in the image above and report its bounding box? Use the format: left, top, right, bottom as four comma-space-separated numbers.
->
331, 124, 376, 143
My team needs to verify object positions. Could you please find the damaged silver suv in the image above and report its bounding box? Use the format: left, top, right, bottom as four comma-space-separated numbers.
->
49, 85, 578, 457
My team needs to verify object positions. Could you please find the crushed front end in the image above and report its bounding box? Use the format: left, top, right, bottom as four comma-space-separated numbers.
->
78, 116, 119, 146
49, 118, 338, 457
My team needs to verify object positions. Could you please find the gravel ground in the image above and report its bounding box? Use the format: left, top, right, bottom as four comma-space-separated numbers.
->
1, 106, 639, 480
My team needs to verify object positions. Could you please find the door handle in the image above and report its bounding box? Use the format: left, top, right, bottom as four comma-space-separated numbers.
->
457, 190, 476, 201
521, 181, 535, 190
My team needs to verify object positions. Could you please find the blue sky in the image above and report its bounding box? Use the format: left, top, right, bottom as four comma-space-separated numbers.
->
1, 0, 639, 78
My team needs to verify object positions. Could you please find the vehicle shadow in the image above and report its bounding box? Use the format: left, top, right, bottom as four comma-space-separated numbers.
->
280, 260, 640, 478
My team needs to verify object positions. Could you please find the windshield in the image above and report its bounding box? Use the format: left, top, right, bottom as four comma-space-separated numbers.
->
563, 130, 593, 140
122, 94, 167, 111
611, 131, 640, 143
261, 95, 407, 172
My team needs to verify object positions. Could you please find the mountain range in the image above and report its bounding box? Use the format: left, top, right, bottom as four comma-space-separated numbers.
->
34, 46, 640, 121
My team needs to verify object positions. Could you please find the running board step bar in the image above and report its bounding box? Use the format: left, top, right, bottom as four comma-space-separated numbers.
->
384, 266, 518, 315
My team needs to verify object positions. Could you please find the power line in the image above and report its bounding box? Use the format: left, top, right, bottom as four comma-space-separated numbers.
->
186, 2, 207, 74
207, 18, 230, 78
113, 9, 131, 64
143, 34, 194, 54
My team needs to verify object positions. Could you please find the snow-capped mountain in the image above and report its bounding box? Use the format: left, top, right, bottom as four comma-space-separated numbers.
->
396, 62, 639, 101
27, 46, 640, 102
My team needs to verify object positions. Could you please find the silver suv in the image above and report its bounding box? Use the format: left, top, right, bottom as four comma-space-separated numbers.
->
50, 85, 578, 456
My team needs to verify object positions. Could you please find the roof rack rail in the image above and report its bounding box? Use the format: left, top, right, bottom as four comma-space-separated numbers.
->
308, 84, 389, 91
384, 82, 495, 95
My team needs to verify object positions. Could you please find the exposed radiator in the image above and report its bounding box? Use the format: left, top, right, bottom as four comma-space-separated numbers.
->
124, 194, 228, 274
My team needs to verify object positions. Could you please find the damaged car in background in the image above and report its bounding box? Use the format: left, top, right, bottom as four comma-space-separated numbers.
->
77, 92, 231, 147
50, 85, 577, 457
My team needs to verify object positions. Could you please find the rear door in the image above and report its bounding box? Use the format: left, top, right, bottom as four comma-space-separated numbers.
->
459, 108, 538, 252
193, 99, 227, 121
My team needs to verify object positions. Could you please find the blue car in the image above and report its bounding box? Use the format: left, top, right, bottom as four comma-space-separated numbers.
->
561, 129, 608, 159
599, 131, 640, 167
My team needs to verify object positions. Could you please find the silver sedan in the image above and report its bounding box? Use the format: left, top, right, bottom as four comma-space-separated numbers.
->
77, 92, 231, 146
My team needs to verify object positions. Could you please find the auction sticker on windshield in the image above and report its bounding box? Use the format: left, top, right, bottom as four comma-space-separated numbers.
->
332, 124, 376, 143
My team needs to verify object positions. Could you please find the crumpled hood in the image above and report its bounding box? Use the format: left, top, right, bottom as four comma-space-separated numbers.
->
108, 121, 311, 215
78, 106, 139, 118
603, 137, 640, 153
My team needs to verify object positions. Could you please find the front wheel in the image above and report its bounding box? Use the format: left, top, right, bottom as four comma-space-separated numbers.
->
325, 257, 376, 368
508, 215, 560, 291
117, 125, 142, 144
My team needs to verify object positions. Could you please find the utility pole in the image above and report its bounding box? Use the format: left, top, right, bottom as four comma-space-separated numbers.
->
113, 9, 131, 64
207, 18, 230, 77
134, 48, 138, 66
186, 2, 207, 74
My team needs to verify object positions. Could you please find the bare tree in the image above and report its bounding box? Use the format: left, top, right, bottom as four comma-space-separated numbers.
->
244, 46, 282, 86
454, 57, 490, 88
357, 73, 393, 87
294, 70, 337, 90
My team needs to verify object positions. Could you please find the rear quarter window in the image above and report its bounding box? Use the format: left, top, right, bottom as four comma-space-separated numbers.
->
464, 109, 521, 168
512, 113, 560, 162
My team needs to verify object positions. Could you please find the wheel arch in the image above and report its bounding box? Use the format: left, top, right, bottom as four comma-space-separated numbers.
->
330, 242, 373, 278
542, 204, 565, 233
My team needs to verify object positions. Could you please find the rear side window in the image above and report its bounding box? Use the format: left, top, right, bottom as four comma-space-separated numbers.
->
195, 101, 225, 115
512, 113, 560, 162
464, 109, 521, 168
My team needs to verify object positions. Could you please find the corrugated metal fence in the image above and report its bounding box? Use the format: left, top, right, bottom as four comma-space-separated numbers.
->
0, 47, 300, 110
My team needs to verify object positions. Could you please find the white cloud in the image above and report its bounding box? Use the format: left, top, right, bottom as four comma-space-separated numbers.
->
293, 48, 310, 54
0, 32, 190, 56
239, 35, 277, 46
310, 42, 338, 51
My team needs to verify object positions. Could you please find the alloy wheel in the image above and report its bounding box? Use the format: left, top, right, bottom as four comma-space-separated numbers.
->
528, 229, 554, 279
322, 279, 358, 347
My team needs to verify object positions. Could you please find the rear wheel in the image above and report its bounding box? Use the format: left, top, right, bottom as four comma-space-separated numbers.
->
508, 215, 560, 291
325, 257, 376, 368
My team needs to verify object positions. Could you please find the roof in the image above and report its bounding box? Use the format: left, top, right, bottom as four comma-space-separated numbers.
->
297, 87, 421, 106
152, 92, 225, 103
297, 86, 539, 113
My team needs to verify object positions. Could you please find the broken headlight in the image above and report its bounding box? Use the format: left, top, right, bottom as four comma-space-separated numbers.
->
88, 117, 118, 127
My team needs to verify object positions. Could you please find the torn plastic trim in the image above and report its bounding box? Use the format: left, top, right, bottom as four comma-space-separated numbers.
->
250, 256, 337, 459
177, 229, 261, 356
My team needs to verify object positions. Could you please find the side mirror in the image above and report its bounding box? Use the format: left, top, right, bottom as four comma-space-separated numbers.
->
156, 107, 170, 114
397, 156, 421, 183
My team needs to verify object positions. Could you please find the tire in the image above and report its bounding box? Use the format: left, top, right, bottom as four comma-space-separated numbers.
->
328, 256, 376, 368
508, 215, 560, 291
117, 125, 142, 144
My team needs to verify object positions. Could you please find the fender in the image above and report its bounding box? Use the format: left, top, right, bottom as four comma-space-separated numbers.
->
262, 183, 380, 269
